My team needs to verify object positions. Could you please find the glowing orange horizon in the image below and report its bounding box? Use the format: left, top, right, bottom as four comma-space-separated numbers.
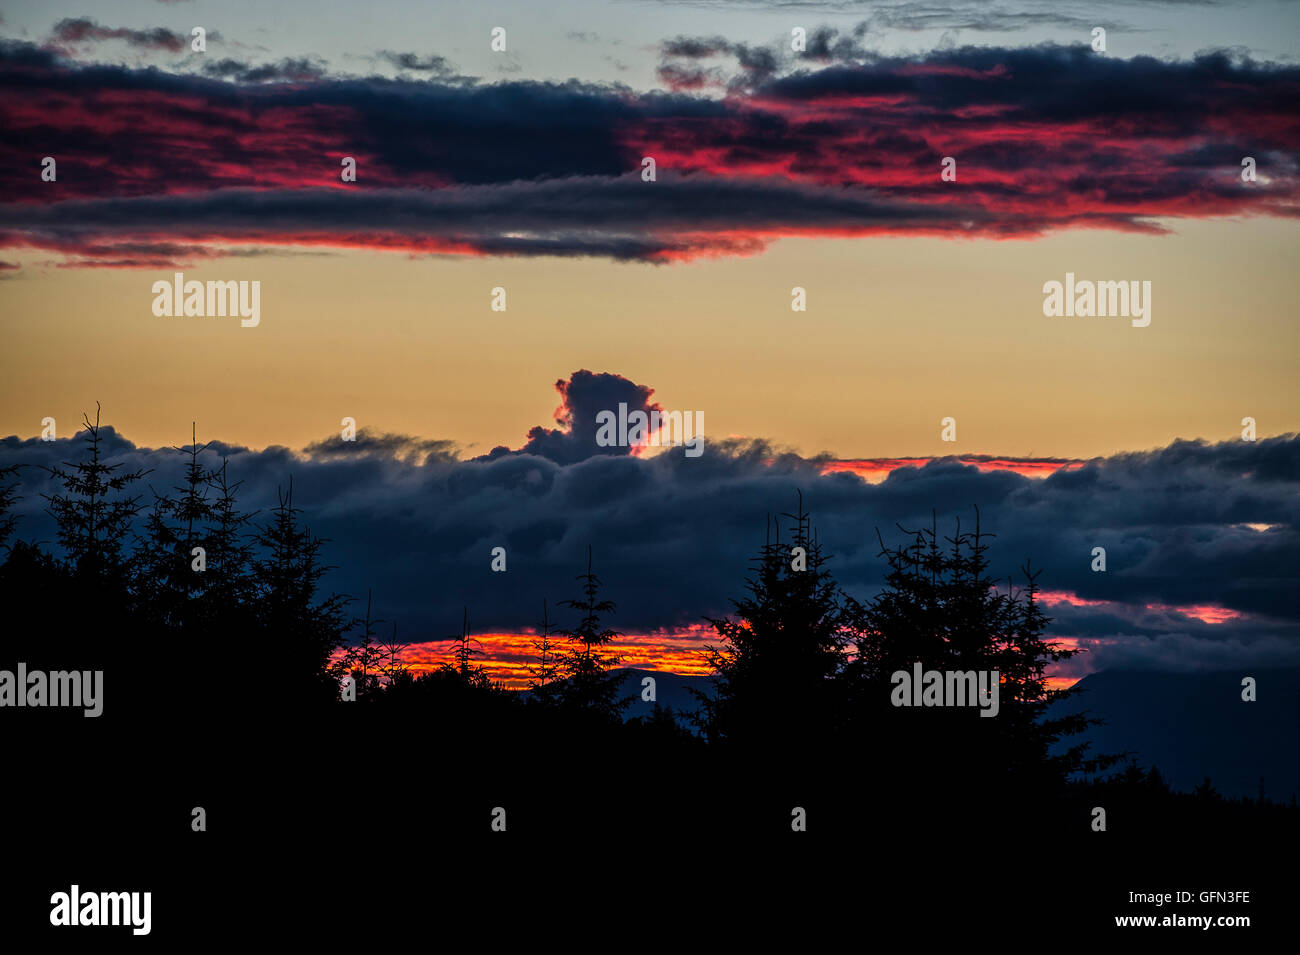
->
332, 592, 1245, 692
821, 457, 1088, 483
334, 623, 719, 690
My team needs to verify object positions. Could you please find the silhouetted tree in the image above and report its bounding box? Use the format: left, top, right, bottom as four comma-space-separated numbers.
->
555, 547, 629, 721
253, 478, 351, 706
43, 404, 150, 586
696, 492, 848, 749
203, 458, 258, 607
339, 589, 385, 699
527, 598, 562, 703
378, 622, 412, 692
0, 464, 19, 554
441, 605, 494, 691
170, 424, 214, 557
842, 507, 1115, 798
132, 424, 218, 632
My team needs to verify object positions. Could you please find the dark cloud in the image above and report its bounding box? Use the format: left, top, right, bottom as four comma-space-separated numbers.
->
859, 3, 1114, 33
651, 1, 1140, 32
0, 175, 1005, 265
656, 62, 724, 90
1, 40, 1296, 264
489, 370, 663, 465
662, 35, 733, 59
376, 51, 457, 75
50, 18, 192, 54
659, 33, 782, 87
1, 374, 1295, 677
201, 57, 328, 83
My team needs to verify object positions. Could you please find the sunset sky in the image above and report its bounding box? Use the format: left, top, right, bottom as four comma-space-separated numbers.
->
1, 0, 1297, 687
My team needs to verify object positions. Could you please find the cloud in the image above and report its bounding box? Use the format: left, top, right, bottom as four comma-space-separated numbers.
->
647, 0, 1164, 31
49, 18, 192, 54
1, 39, 1296, 265
0, 175, 1004, 266
1054, 634, 1300, 680
1, 372, 1296, 677
376, 51, 458, 75
201, 56, 328, 83
488, 370, 663, 464
659, 33, 783, 88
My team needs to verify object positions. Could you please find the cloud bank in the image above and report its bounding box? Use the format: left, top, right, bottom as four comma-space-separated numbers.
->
1, 371, 1296, 679
1, 37, 1296, 265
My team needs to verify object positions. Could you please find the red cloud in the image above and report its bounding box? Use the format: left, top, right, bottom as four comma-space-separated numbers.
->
2, 42, 1297, 265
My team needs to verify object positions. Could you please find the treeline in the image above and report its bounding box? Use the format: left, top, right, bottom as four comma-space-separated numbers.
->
1, 410, 1289, 840
1, 410, 344, 718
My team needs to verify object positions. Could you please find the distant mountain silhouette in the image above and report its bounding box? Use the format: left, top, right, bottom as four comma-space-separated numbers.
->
602, 666, 1297, 800
615, 668, 712, 722
1049, 667, 1300, 800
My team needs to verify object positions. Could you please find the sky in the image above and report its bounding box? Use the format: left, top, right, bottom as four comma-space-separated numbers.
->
0, 0, 1296, 686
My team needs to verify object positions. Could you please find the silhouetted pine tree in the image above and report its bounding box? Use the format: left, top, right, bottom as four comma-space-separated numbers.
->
555, 547, 630, 721
34, 407, 151, 718
0, 464, 19, 553
339, 589, 385, 699
253, 478, 351, 706
378, 622, 412, 692
527, 598, 562, 703
441, 605, 493, 690
696, 492, 848, 749
842, 508, 1115, 796
133, 496, 181, 625
170, 424, 215, 597
203, 458, 258, 608
43, 404, 150, 586
132, 424, 217, 631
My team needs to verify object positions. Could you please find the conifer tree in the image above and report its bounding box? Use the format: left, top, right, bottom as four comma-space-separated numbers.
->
555, 547, 630, 721
171, 424, 215, 596
133, 495, 182, 627
842, 508, 1115, 788
435, 605, 495, 695
133, 424, 217, 630
43, 404, 150, 585
378, 622, 411, 692
527, 598, 562, 702
204, 458, 258, 609
253, 478, 351, 705
0, 464, 21, 554
696, 492, 847, 748
340, 589, 385, 699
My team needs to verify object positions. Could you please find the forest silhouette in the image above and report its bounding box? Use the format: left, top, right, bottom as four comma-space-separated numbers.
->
2, 409, 1294, 849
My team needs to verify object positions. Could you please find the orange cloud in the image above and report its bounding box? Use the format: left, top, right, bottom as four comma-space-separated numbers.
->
822, 457, 1086, 483
334, 624, 718, 689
